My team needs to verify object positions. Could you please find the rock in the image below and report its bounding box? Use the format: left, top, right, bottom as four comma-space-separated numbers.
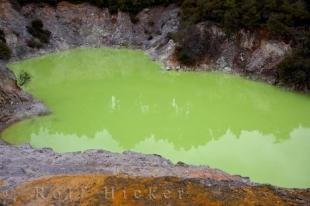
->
0, 142, 245, 189
0, 144, 309, 205
1, 175, 309, 205
246, 40, 291, 73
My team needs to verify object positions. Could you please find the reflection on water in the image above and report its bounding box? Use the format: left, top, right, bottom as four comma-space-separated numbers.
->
25, 127, 310, 188
1, 48, 310, 188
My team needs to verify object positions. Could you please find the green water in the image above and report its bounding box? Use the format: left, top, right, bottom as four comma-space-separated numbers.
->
1, 48, 310, 188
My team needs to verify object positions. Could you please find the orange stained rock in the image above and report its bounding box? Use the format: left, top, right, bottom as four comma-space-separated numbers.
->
1, 175, 309, 206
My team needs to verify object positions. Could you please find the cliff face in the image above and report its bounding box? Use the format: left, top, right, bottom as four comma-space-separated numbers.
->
184, 23, 291, 84
0, 1, 179, 63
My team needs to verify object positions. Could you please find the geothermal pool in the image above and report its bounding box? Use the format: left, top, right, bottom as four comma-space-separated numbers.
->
1, 48, 310, 188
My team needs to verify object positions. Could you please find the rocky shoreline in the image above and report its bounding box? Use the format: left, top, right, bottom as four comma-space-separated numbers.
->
0, 139, 249, 191
0, 0, 310, 205
0, 63, 48, 132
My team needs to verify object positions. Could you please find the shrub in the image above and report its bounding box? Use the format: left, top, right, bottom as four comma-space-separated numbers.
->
129, 14, 139, 24
9, 0, 22, 11
174, 26, 216, 66
15, 0, 180, 15
0, 30, 6, 43
17, 71, 31, 86
17, 0, 57, 6
148, 21, 155, 27
27, 38, 44, 49
0, 42, 12, 60
31, 19, 44, 29
174, 0, 309, 66
26, 19, 51, 46
179, 0, 309, 36
277, 33, 310, 90
267, 14, 291, 38
278, 54, 310, 90
0, 30, 11, 60
167, 32, 180, 42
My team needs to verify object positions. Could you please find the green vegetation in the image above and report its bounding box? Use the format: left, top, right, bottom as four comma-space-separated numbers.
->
173, 26, 222, 65
0, 29, 11, 60
27, 39, 44, 49
175, 0, 309, 66
174, 0, 309, 90
26, 19, 51, 48
16, 0, 178, 14
179, 0, 309, 35
0, 42, 11, 60
0, 30, 6, 43
17, 70, 31, 86
174, 0, 310, 90
278, 33, 310, 91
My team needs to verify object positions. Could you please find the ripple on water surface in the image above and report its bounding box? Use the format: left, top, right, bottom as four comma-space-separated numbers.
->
1, 48, 310, 188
